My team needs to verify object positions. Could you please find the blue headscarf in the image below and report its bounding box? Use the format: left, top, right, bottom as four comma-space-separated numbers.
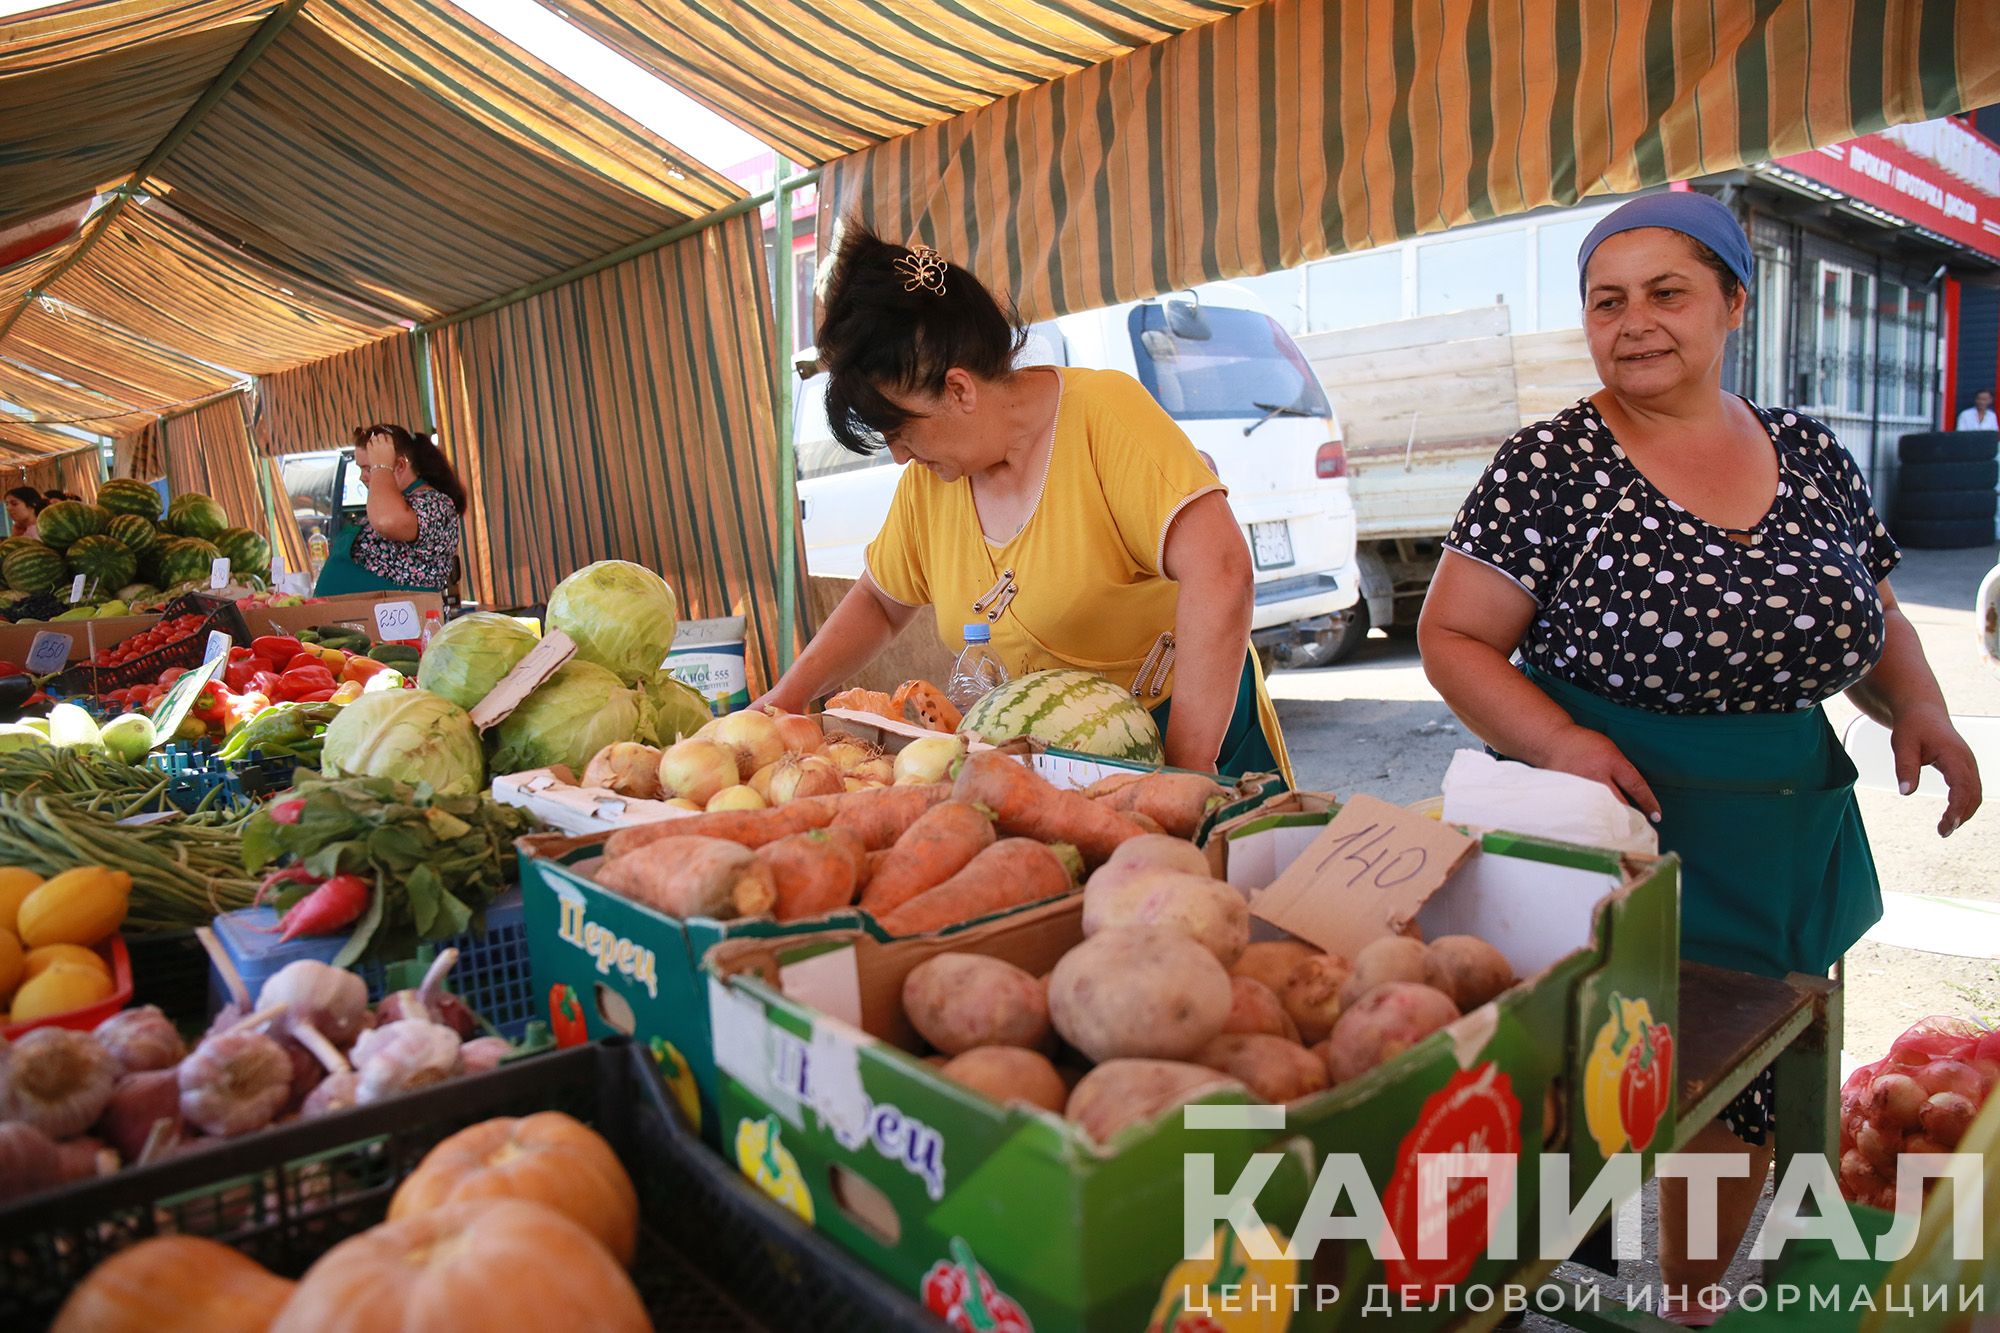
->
1577, 193, 1753, 299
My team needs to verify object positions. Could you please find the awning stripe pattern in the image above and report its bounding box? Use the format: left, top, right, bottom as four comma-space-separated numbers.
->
550, 0, 1260, 164
10, 300, 239, 411
820, 0, 2000, 322
159, 392, 290, 556
253, 330, 423, 456
429, 214, 804, 691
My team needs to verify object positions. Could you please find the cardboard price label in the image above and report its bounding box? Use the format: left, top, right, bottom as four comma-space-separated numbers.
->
25, 630, 73, 674
209, 557, 232, 590
1249, 793, 1477, 957
68, 574, 87, 604
468, 629, 576, 730
374, 600, 420, 641
146, 657, 225, 749
204, 630, 232, 665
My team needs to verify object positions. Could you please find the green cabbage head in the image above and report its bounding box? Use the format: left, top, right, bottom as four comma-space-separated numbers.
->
320, 689, 485, 796
545, 560, 679, 683
417, 612, 540, 711
638, 671, 714, 745
489, 659, 643, 776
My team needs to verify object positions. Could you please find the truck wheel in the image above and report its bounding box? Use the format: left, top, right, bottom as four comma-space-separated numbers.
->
1315, 602, 1373, 666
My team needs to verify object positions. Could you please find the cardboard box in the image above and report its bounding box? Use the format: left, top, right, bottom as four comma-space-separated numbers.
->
0, 620, 88, 672
241, 592, 444, 644
701, 812, 1680, 1332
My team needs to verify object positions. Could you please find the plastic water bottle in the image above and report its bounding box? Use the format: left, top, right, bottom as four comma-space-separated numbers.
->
306, 528, 329, 578
420, 609, 443, 653
947, 623, 1009, 712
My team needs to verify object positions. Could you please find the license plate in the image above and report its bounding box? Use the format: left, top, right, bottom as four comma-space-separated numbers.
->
1250, 521, 1295, 570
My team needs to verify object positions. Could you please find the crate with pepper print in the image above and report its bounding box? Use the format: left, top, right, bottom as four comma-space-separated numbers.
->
519, 752, 1284, 1148
700, 803, 1680, 1333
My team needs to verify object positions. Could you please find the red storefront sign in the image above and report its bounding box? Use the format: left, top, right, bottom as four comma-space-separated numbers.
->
1767, 124, 2000, 262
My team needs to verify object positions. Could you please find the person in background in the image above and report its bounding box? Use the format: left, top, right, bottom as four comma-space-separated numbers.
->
40, 490, 77, 503
1419, 193, 1980, 1325
311, 424, 465, 595
1957, 388, 1996, 432
5, 487, 44, 539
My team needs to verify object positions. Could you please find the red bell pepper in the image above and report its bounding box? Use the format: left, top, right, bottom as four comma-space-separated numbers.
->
252, 636, 302, 662
283, 652, 326, 674
274, 664, 337, 702
251, 669, 282, 697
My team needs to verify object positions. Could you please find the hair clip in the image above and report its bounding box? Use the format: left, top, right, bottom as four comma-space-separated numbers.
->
894, 244, 949, 296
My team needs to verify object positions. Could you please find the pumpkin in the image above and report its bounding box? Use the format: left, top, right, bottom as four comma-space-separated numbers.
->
387, 1111, 638, 1264
270, 1199, 649, 1333
51, 1236, 294, 1333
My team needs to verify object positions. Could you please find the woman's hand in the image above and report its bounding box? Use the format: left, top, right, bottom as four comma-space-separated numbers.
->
1890, 703, 1982, 837
1533, 723, 1662, 823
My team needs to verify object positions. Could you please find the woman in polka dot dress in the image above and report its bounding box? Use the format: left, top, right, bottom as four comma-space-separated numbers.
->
1419, 194, 1980, 1324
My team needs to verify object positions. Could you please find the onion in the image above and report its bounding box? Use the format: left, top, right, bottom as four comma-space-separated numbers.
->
583, 742, 664, 799
1865, 1072, 1927, 1132
748, 761, 779, 801
694, 717, 723, 742
822, 735, 882, 775
707, 785, 766, 812
853, 757, 895, 786
893, 735, 964, 785
1855, 1119, 1899, 1176
1914, 1058, 1989, 1101
843, 777, 867, 793
658, 739, 739, 806
1839, 1147, 1883, 1201
666, 798, 702, 812
713, 709, 787, 779
1919, 1092, 1978, 1148
768, 708, 826, 755
767, 755, 843, 804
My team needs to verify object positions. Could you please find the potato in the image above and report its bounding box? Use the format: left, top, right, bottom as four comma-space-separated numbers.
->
1232, 939, 1320, 996
1423, 936, 1515, 1010
902, 954, 1050, 1056
1065, 1059, 1245, 1145
1105, 834, 1212, 877
1222, 976, 1299, 1041
1194, 1034, 1330, 1103
1339, 936, 1430, 1006
1324, 982, 1460, 1083
1082, 867, 1248, 964
1048, 926, 1232, 1062
939, 1047, 1067, 1113
1280, 954, 1355, 1043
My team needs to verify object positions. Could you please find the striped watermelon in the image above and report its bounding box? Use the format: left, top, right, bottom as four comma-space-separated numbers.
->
97, 478, 163, 521
213, 527, 270, 576
106, 513, 160, 555
159, 537, 221, 587
66, 534, 137, 592
36, 501, 110, 550
3, 543, 67, 594
957, 668, 1164, 765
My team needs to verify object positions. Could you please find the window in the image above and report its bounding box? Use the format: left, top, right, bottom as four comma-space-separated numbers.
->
1305, 249, 1402, 331
1127, 301, 1332, 422
1533, 215, 1600, 331
792, 247, 817, 353
1205, 272, 1305, 334
1416, 230, 1529, 321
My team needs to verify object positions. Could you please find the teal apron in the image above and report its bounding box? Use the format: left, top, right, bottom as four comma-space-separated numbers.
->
1526, 666, 1880, 979
312, 482, 435, 597
1149, 654, 1281, 781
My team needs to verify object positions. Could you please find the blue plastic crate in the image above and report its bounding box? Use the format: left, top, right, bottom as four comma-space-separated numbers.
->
145, 743, 295, 812
209, 889, 534, 1039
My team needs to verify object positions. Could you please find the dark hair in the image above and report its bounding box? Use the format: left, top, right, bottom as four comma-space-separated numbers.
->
816, 221, 1025, 455
6, 486, 45, 511
42, 490, 76, 503
1680, 235, 1745, 302
355, 423, 467, 514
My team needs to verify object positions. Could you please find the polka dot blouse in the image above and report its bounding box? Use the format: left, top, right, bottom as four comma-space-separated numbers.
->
1444, 399, 1900, 715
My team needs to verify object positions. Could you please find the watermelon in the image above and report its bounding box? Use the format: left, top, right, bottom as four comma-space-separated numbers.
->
164, 493, 228, 540
0, 535, 38, 565
37, 501, 111, 550
158, 537, 221, 587
957, 667, 1165, 765
97, 478, 163, 521
213, 527, 271, 576
117, 583, 159, 602
3, 543, 67, 594
66, 533, 137, 593
105, 513, 160, 555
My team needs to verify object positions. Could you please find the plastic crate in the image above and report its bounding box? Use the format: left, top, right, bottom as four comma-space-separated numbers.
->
0, 936, 131, 1040
209, 889, 535, 1039
53, 591, 253, 696
125, 928, 213, 1029
144, 743, 296, 811
0, 1039, 944, 1331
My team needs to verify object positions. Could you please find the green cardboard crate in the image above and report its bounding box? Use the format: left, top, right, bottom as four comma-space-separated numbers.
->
520, 751, 1280, 1145
702, 811, 1680, 1332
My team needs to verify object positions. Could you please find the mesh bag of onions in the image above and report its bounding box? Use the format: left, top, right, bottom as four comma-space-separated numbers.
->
1839, 1016, 2000, 1209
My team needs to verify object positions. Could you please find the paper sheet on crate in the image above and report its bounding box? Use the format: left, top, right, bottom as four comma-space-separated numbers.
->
1440, 750, 1658, 854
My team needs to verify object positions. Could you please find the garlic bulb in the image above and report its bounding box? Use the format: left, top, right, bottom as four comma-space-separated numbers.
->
256, 961, 370, 1047
98, 1068, 183, 1163
459, 1036, 513, 1075
179, 1029, 292, 1138
352, 1020, 462, 1104
94, 1006, 187, 1074
372, 949, 478, 1038
300, 1071, 360, 1120
0, 1121, 62, 1203
1, 1028, 119, 1139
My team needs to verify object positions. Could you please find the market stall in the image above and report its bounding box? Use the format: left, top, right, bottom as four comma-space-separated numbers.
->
2, 0, 1998, 1330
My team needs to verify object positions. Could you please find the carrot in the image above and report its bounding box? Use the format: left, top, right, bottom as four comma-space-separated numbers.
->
828, 783, 953, 850
859, 801, 997, 915
1084, 771, 1231, 839
602, 799, 837, 858
874, 838, 1083, 936
861, 849, 892, 888
596, 837, 777, 919
758, 828, 868, 923
951, 752, 1146, 867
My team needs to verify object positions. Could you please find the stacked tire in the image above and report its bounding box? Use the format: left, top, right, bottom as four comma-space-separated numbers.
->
1894, 431, 1998, 549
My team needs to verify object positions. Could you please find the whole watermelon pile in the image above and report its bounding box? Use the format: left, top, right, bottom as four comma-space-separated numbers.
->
213, 526, 271, 579
0, 486, 265, 610
3, 543, 66, 595
158, 537, 222, 588
36, 501, 111, 550
164, 493, 228, 540
106, 512, 160, 556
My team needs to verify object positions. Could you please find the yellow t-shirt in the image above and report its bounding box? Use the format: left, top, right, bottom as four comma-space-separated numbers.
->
865, 366, 1223, 702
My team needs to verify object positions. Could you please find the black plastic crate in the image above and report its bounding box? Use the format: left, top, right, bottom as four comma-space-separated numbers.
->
0, 1039, 943, 1332
124, 928, 213, 1029
54, 592, 254, 696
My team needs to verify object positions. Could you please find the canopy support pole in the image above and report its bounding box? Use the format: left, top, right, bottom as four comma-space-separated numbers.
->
774, 155, 800, 673
412, 328, 438, 434
0, 0, 307, 348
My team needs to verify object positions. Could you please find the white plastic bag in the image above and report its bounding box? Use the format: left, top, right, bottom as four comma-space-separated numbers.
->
1440, 749, 1658, 855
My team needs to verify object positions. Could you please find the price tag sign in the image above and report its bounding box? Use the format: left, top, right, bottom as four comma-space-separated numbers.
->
204, 630, 232, 665
374, 599, 419, 641
146, 656, 225, 749
209, 557, 231, 590
68, 574, 87, 604
271, 550, 289, 580
24, 631, 72, 674
1249, 793, 1478, 957
469, 629, 576, 730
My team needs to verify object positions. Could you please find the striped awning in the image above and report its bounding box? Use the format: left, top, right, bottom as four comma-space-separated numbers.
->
822, 0, 2000, 321
550, 0, 1262, 165
0, 418, 94, 457
10, 299, 240, 412
252, 330, 424, 455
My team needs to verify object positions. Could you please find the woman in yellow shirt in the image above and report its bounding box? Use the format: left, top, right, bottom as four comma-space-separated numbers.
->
761, 226, 1288, 778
